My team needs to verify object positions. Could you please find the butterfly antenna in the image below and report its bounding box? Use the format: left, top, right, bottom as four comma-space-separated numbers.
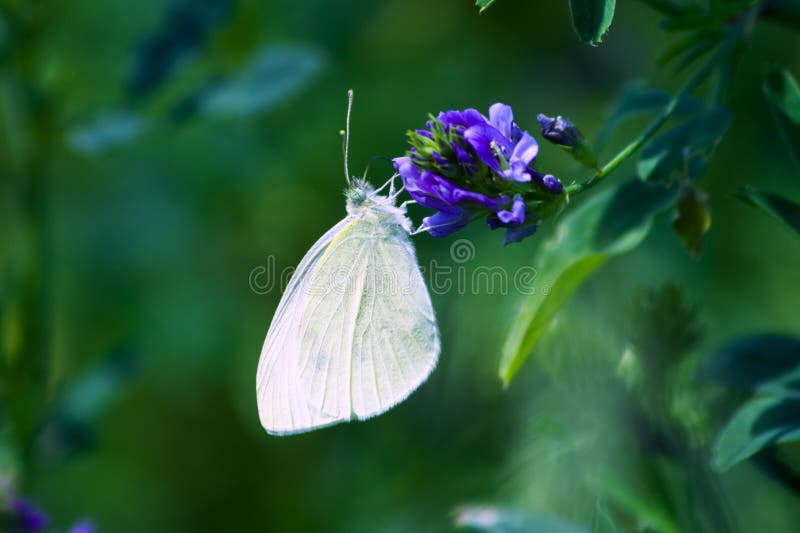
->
341, 89, 354, 185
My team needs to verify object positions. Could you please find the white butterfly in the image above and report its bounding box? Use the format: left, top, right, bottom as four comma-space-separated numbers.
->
256, 92, 440, 435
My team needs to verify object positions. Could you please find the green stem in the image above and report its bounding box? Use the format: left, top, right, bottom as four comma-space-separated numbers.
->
565, 36, 737, 196
1, 4, 55, 485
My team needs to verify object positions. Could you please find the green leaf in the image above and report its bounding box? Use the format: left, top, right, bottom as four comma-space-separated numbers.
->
475, 0, 497, 13
68, 111, 150, 154
671, 184, 711, 257
499, 180, 675, 385
657, 32, 709, 67
201, 44, 325, 118
29, 342, 137, 464
637, 109, 731, 184
637, 121, 694, 184
453, 506, 589, 533
713, 396, 800, 471
672, 35, 717, 73
594, 82, 702, 148
126, 0, 234, 100
707, 333, 800, 470
611, 84, 681, 120
68, 45, 325, 151
735, 187, 800, 236
701, 334, 800, 397
763, 66, 800, 169
569, 0, 616, 45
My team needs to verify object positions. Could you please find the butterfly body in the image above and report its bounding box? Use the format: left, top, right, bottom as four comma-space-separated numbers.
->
257, 180, 440, 435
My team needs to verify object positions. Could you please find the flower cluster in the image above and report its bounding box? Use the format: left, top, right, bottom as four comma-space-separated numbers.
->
2, 496, 94, 533
393, 103, 564, 245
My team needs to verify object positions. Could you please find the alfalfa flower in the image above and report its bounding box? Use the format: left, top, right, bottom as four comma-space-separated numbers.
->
394, 103, 564, 245
6, 498, 48, 532
2, 491, 94, 533
68, 521, 96, 533
537, 113, 598, 169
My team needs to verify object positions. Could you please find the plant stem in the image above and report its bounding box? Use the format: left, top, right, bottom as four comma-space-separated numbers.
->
2, 4, 55, 484
565, 36, 737, 196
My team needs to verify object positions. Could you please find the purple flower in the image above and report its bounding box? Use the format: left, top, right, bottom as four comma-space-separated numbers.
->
487, 195, 540, 245
436, 108, 486, 131
463, 104, 539, 182
537, 113, 598, 169
422, 209, 471, 238
69, 520, 96, 533
394, 103, 564, 244
542, 174, 564, 194
8, 498, 48, 532
393, 156, 510, 214
537, 114, 580, 148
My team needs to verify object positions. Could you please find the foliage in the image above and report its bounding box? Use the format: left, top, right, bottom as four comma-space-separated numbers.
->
500, 180, 674, 384
735, 187, 800, 236
704, 334, 800, 473
569, 0, 617, 45
475, 0, 497, 13
1, 0, 800, 531
763, 66, 800, 169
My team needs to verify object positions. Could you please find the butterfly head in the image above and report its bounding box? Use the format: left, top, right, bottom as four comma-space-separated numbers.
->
345, 178, 411, 233
345, 178, 374, 207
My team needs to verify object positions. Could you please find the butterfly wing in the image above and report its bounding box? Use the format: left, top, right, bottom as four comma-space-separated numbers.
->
256, 217, 354, 435
296, 217, 440, 421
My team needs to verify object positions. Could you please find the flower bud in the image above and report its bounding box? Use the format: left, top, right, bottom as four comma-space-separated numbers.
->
537, 113, 598, 169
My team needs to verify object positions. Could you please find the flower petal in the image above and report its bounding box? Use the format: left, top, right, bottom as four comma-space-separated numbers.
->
503, 223, 539, 245
451, 188, 510, 211
510, 132, 539, 167
496, 195, 526, 224
437, 108, 487, 131
68, 522, 96, 533
462, 108, 488, 127
453, 143, 474, 166
489, 103, 514, 138
423, 209, 470, 237
9, 499, 48, 532
463, 123, 511, 172
393, 158, 451, 211
503, 161, 532, 182
431, 151, 448, 166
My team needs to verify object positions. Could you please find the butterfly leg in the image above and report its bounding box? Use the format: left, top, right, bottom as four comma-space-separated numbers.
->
373, 174, 398, 196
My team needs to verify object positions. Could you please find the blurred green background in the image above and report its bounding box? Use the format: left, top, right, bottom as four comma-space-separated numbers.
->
1, 0, 799, 531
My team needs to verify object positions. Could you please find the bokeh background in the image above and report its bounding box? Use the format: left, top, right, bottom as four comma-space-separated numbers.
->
1, 0, 799, 531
